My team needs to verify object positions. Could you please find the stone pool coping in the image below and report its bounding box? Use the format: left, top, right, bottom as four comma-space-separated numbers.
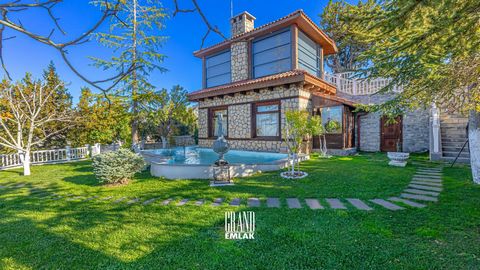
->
145, 152, 309, 180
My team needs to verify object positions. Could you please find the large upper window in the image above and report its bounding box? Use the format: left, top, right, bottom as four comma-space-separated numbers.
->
252, 29, 291, 78
254, 102, 280, 138
209, 107, 228, 137
206, 50, 231, 88
320, 106, 343, 134
298, 31, 322, 77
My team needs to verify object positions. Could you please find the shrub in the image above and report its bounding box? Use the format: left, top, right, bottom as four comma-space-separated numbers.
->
92, 149, 145, 185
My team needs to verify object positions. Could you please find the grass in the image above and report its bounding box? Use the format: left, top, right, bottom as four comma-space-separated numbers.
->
0, 152, 479, 269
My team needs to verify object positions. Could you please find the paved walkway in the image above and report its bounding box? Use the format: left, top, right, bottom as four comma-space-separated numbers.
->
0, 164, 444, 212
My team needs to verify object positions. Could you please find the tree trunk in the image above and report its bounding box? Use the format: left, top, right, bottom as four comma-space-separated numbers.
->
468, 111, 480, 184
130, 0, 139, 145
20, 151, 31, 176
161, 136, 168, 149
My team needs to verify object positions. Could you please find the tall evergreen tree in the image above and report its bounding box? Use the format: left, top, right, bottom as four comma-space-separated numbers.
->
90, 0, 168, 145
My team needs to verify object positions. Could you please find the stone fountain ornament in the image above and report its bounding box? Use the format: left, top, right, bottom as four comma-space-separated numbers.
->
211, 113, 233, 185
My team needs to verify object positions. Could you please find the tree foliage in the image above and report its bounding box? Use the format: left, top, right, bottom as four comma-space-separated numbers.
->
91, 0, 168, 143
69, 88, 131, 147
338, 0, 480, 114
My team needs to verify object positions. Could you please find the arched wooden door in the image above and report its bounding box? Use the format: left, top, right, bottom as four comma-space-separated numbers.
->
380, 116, 402, 152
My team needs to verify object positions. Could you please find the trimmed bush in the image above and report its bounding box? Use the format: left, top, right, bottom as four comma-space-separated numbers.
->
92, 149, 145, 185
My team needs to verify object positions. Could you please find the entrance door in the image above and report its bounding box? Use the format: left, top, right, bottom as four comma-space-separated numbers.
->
380, 116, 402, 152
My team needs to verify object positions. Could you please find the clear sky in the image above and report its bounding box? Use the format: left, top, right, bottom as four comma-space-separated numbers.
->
3, 0, 340, 103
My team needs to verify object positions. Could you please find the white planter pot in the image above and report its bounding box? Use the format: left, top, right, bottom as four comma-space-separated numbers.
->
387, 152, 410, 167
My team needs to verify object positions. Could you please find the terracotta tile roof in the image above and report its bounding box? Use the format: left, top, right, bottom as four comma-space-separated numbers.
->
193, 10, 337, 58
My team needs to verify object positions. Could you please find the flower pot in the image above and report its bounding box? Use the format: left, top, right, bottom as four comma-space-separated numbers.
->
387, 152, 410, 167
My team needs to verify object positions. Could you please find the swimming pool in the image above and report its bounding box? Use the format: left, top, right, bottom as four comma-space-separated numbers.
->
141, 147, 302, 180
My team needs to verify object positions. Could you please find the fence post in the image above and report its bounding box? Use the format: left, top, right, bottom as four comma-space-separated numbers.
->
66, 145, 71, 161
86, 144, 91, 158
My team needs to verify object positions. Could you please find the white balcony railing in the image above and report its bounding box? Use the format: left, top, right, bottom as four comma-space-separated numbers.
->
324, 72, 402, 95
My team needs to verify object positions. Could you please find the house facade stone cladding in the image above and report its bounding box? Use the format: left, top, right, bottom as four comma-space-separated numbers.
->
197, 84, 312, 152
358, 112, 381, 152
231, 42, 249, 82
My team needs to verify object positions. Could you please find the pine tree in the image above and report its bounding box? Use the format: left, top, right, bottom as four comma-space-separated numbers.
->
90, 0, 168, 145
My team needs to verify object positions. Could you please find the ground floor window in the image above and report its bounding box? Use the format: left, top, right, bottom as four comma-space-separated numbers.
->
320, 106, 343, 133
254, 101, 280, 138
209, 107, 228, 137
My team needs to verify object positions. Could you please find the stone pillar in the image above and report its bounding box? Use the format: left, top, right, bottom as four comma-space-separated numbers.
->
230, 12, 255, 82
230, 11, 255, 37
430, 104, 442, 161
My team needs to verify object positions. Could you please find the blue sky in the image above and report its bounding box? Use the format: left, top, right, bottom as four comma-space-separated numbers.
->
3, 0, 338, 103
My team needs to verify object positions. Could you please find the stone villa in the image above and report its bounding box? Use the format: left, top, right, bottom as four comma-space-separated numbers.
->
187, 10, 470, 163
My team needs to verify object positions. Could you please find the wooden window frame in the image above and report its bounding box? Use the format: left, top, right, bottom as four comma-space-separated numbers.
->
319, 105, 344, 135
252, 100, 281, 140
208, 106, 229, 138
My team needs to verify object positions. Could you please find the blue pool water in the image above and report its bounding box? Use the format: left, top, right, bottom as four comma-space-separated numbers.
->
143, 147, 288, 165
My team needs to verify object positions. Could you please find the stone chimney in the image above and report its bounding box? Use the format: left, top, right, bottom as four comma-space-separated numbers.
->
230, 12, 255, 82
230, 11, 256, 37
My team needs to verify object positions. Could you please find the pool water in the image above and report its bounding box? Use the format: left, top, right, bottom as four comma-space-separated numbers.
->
143, 147, 288, 165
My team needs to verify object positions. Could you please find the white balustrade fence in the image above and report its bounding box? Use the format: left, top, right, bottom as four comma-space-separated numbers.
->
324, 72, 402, 95
0, 144, 100, 170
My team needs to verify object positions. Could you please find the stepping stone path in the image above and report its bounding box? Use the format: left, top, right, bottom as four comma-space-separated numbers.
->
305, 199, 323, 210
346, 198, 373, 211
229, 198, 241, 206
326, 198, 347, 210
248, 198, 261, 207
370, 199, 404, 211
287, 198, 301, 209
2, 165, 444, 212
212, 198, 223, 206
267, 198, 280, 208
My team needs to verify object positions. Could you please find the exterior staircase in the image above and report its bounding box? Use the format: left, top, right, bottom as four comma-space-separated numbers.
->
440, 114, 470, 163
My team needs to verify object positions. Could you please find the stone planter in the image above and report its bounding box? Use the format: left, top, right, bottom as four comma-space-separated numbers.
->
387, 152, 410, 167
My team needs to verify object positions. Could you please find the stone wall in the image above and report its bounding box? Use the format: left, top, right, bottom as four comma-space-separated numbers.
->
358, 110, 430, 153
199, 139, 284, 152
231, 42, 249, 82
403, 110, 430, 152
358, 112, 381, 152
228, 104, 251, 138
198, 108, 208, 138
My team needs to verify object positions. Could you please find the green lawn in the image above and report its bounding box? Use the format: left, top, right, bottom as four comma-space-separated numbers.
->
0, 153, 479, 269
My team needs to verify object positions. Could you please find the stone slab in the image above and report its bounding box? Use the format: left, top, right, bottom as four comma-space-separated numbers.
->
369, 199, 405, 210
415, 172, 442, 177
113, 197, 127, 203
176, 199, 189, 206
287, 198, 302, 209
161, 198, 173, 205
404, 188, 439, 197
266, 198, 280, 208
388, 197, 426, 208
142, 198, 158, 205
248, 198, 261, 207
408, 184, 443, 192
410, 181, 442, 187
195, 199, 205, 206
401, 193, 438, 202
346, 198, 373, 211
229, 198, 241, 206
305, 199, 324, 210
66, 196, 85, 201
326, 198, 347, 210
212, 198, 224, 206
412, 177, 442, 183
100, 196, 113, 201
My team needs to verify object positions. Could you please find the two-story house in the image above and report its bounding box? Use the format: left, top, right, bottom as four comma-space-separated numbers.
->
188, 10, 357, 153
187, 10, 470, 162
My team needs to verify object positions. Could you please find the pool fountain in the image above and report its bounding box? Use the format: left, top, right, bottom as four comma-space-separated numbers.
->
211, 113, 232, 186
